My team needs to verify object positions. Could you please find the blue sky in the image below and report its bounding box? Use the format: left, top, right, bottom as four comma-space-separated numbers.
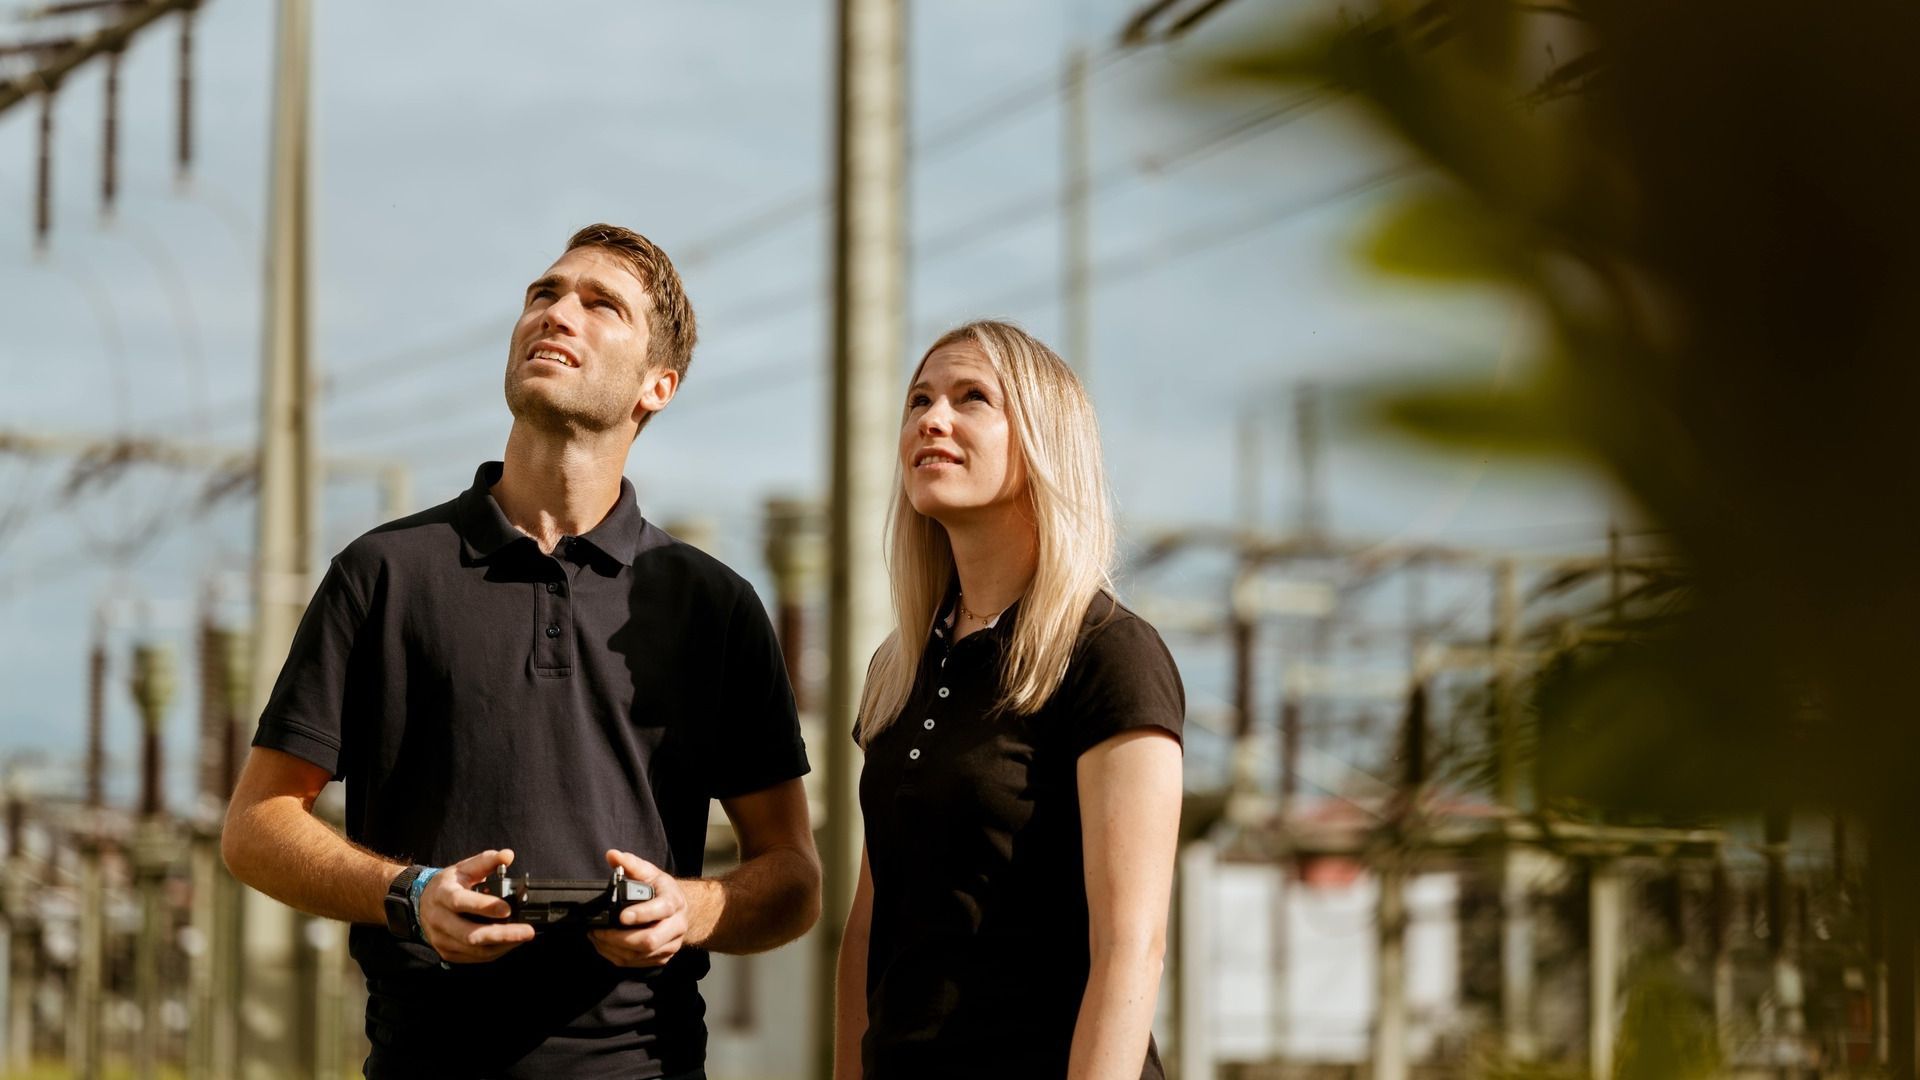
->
0, 0, 1616, 806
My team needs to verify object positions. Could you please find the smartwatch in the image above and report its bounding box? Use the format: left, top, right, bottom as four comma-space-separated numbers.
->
384, 864, 430, 940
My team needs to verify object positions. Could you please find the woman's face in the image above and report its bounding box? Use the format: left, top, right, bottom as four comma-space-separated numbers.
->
899, 341, 1028, 524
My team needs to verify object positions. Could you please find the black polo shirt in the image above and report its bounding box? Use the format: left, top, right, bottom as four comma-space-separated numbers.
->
857, 591, 1184, 1080
252, 462, 809, 1079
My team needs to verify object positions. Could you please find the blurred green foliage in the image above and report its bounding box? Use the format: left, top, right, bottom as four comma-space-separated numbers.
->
1193, 0, 1920, 1067
1612, 955, 1722, 1080
1223, 0, 1920, 833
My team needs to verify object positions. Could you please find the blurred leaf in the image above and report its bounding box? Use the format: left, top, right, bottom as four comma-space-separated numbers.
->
1531, 623, 1809, 817
1371, 369, 1579, 458
1362, 187, 1525, 282
1437, 0, 1525, 77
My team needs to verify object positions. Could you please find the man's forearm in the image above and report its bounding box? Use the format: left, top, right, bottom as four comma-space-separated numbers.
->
684, 844, 821, 954
222, 793, 401, 924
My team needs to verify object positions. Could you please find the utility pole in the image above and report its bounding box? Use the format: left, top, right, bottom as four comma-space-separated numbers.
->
1374, 853, 1409, 1080
71, 610, 108, 1080
241, 0, 316, 1074
189, 598, 243, 1080
1492, 558, 1536, 1061
1766, 809, 1806, 1074
3, 773, 35, 1075
1061, 47, 1092, 381
1710, 860, 1735, 1050
1589, 856, 1623, 1079
1292, 384, 1325, 546
129, 641, 177, 1080
817, 0, 906, 1075
764, 498, 824, 713
1373, 678, 1429, 1080
1228, 405, 1260, 797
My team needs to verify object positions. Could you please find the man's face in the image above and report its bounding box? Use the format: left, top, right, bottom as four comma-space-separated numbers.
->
504, 246, 672, 433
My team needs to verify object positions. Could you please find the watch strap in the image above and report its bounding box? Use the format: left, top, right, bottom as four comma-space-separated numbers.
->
384, 864, 429, 940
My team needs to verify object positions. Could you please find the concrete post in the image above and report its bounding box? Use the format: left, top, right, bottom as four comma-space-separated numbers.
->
1589, 859, 1623, 1080
815, 0, 907, 1076
763, 497, 824, 713
1374, 858, 1409, 1080
3, 786, 32, 1074
129, 641, 177, 1080
245, 0, 318, 1074
72, 836, 104, 1080
1177, 840, 1217, 1080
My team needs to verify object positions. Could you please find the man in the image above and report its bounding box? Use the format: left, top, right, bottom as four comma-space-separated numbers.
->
222, 224, 820, 1079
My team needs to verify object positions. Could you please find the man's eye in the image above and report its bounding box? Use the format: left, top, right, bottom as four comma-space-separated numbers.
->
530, 288, 554, 302
592, 299, 617, 310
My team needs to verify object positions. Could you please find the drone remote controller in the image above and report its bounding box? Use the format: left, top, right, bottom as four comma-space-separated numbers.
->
473, 863, 655, 929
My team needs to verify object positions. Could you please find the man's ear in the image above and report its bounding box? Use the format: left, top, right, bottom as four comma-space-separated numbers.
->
634, 365, 680, 424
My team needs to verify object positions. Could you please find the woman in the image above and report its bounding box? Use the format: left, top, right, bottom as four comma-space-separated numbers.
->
834, 320, 1186, 1079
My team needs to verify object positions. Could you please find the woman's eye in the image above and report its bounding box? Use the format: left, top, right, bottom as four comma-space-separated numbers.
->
965, 388, 988, 402
908, 395, 930, 408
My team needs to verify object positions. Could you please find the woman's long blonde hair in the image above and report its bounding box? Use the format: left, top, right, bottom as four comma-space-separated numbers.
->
855, 320, 1116, 745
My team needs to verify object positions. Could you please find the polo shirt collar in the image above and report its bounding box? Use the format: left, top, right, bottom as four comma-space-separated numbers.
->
455, 461, 646, 566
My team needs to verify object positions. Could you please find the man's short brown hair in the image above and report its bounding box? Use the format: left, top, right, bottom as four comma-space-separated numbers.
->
564, 223, 697, 380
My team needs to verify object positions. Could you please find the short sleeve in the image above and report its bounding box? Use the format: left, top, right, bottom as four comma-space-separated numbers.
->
1059, 613, 1186, 758
251, 558, 369, 777
706, 583, 811, 799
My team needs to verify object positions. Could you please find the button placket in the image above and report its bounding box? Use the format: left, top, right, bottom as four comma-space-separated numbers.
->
533, 557, 574, 676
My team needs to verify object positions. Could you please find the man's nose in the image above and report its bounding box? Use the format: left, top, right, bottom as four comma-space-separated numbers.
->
542, 292, 585, 333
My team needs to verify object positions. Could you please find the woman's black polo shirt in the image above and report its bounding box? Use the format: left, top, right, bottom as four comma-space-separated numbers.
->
857, 591, 1184, 1079
251, 462, 809, 1079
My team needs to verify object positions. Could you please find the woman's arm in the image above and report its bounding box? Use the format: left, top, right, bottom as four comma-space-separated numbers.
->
833, 846, 877, 1080
1068, 729, 1184, 1080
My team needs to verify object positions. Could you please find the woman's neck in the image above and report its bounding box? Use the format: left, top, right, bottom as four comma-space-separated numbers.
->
943, 504, 1038, 625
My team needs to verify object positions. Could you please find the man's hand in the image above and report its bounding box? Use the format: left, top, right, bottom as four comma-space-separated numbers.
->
588, 849, 689, 969
417, 848, 537, 964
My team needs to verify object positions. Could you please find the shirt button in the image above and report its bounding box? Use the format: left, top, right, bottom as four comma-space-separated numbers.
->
908, 749, 921, 760
923, 718, 935, 730
937, 687, 950, 698
546, 582, 560, 594
545, 625, 560, 638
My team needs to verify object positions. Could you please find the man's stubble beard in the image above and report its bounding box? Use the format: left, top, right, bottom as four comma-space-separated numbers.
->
502, 363, 635, 436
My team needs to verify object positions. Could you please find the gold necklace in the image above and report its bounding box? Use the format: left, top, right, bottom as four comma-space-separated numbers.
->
956, 593, 1004, 623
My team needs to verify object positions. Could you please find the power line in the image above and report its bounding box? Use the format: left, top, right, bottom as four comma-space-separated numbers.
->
673, 44, 1134, 268
346, 167, 1410, 458
917, 89, 1330, 262
136, 45, 1152, 440
330, 89, 1339, 439
949, 164, 1410, 318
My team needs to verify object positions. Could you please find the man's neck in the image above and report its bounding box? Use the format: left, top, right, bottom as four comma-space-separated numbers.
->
493, 423, 633, 554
